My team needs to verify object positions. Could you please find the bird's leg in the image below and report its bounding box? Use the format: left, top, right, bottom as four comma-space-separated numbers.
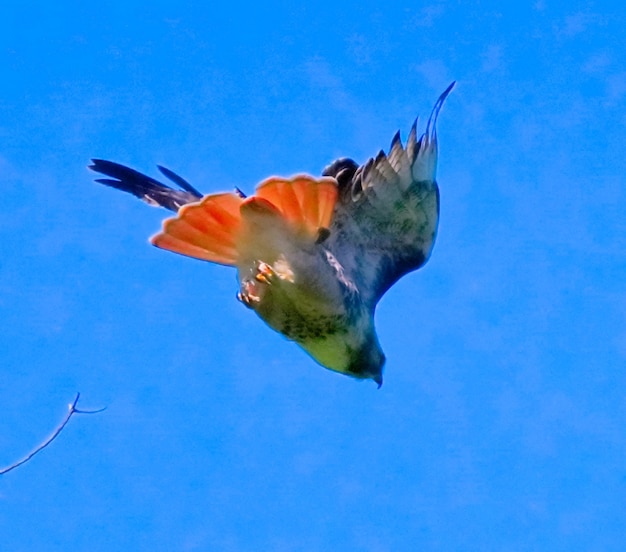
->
254, 261, 275, 284
237, 257, 296, 310
237, 277, 262, 309
254, 257, 295, 285
237, 260, 277, 309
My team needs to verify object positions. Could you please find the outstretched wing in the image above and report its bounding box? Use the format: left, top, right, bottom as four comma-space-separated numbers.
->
89, 159, 203, 211
323, 82, 455, 308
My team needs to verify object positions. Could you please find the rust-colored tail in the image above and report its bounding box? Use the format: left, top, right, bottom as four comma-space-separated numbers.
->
151, 175, 338, 266
255, 175, 338, 238
151, 193, 244, 265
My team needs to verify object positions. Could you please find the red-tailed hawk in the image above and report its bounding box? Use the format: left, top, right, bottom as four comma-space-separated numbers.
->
90, 83, 454, 386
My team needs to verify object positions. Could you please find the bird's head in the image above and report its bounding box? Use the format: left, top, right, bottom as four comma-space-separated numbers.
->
298, 318, 386, 387
322, 158, 358, 190
345, 334, 386, 388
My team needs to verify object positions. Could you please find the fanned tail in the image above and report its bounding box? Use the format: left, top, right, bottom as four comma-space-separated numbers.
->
150, 175, 339, 266
255, 175, 338, 239
91, 158, 339, 266
151, 193, 244, 266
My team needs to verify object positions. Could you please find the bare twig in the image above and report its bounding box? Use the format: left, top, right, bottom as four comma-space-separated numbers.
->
0, 393, 106, 475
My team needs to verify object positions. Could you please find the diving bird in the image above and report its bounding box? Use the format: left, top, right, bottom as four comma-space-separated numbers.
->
90, 82, 454, 387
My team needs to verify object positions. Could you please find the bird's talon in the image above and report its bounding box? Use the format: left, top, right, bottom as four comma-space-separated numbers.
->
237, 280, 262, 309
255, 273, 271, 284
255, 261, 275, 284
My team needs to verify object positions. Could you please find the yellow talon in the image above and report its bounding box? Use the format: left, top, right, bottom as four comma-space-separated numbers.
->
255, 272, 270, 284
255, 261, 274, 284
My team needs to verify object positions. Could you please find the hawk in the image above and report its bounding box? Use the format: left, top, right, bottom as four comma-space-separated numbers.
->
90, 83, 454, 387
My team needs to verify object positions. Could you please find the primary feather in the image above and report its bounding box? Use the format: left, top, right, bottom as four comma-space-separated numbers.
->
90, 82, 455, 386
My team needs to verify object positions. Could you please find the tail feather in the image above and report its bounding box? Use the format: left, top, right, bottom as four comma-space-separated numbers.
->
156, 165, 203, 197
151, 192, 244, 266
92, 160, 339, 268
156, 218, 239, 264
255, 175, 338, 238
89, 159, 202, 211
150, 232, 238, 265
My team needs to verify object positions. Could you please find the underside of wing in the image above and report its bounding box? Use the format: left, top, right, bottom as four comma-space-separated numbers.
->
89, 159, 203, 211
323, 82, 455, 307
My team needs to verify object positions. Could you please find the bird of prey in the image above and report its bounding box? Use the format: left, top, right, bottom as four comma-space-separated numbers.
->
90, 82, 454, 387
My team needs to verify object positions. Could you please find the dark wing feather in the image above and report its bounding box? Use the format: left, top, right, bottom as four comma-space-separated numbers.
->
324, 82, 455, 308
89, 159, 202, 212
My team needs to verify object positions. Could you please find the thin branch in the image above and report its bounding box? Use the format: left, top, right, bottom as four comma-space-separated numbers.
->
0, 393, 106, 475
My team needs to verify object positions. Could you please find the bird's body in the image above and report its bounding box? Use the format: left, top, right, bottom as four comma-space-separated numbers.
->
90, 83, 454, 386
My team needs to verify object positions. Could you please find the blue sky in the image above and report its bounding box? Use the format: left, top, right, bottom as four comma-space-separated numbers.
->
1, 1, 625, 550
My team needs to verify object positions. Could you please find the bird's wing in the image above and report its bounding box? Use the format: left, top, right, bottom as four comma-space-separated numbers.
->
324, 82, 454, 308
89, 159, 203, 211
